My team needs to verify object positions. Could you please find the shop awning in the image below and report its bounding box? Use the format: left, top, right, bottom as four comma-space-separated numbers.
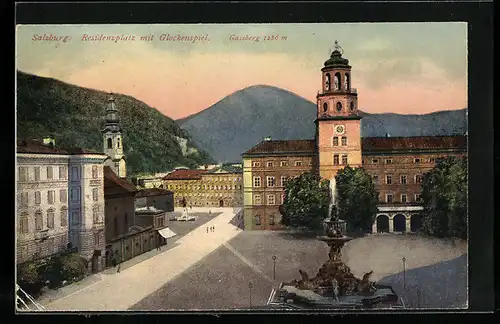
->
158, 227, 177, 239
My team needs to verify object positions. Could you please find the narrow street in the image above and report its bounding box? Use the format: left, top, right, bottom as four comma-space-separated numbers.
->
43, 207, 242, 311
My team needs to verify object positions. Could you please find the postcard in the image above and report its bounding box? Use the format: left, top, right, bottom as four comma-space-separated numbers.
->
15, 22, 468, 312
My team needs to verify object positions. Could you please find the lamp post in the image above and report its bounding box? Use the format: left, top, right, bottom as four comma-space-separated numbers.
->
272, 255, 276, 280
248, 282, 253, 308
402, 257, 406, 290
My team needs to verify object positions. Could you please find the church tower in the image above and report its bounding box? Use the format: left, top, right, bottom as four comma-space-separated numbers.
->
315, 41, 362, 181
102, 93, 126, 178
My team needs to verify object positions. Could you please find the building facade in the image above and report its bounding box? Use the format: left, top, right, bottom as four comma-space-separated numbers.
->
16, 139, 107, 272
242, 41, 467, 232
162, 166, 243, 208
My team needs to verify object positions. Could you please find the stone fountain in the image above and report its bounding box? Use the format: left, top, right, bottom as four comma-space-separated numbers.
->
267, 177, 401, 309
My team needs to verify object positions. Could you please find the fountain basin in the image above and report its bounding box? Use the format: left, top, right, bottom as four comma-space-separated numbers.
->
317, 235, 353, 245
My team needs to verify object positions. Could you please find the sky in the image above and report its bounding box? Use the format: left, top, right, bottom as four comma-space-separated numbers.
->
16, 23, 467, 120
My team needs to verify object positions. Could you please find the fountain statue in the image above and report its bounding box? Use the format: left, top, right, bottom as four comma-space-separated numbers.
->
271, 176, 399, 308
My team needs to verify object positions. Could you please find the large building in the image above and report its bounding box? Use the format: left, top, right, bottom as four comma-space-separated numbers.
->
162, 165, 243, 207
16, 138, 108, 272
242, 41, 467, 232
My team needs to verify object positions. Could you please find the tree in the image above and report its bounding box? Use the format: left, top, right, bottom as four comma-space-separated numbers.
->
58, 253, 87, 281
280, 172, 330, 231
335, 166, 379, 232
421, 156, 467, 239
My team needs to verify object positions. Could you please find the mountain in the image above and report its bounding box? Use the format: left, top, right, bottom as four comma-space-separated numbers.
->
177, 85, 467, 162
16, 71, 214, 176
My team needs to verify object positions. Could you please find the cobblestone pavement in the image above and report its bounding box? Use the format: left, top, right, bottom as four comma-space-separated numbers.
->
131, 231, 467, 310
42, 208, 242, 311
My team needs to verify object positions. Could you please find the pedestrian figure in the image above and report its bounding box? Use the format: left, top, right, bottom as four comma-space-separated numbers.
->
209, 209, 211, 214
117, 263, 121, 273
112, 258, 117, 268
207, 227, 209, 233
213, 225, 215, 232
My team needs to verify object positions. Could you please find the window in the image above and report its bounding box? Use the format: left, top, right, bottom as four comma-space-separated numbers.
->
295, 161, 302, 167
386, 194, 393, 203
18, 167, 28, 182
34, 167, 40, 181
323, 102, 328, 112
71, 211, 80, 226
47, 238, 55, 254
415, 194, 422, 203
47, 190, 55, 204
18, 213, 29, 234
253, 194, 261, 205
107, 138, 112, 149
332, 137, 339, 146
267, 161, 274, 168
372, 159, 379, 164
71, 167, 79, 180
373, 175, 379, 184
280, 176, 287, 187
341, 154, 348, 165
91, 188, 98, 201
401, 194, 408, 203
254, 215, 261, 225
60, 207, 68, 227
252, 162, 261, 167
35, 191, 41, 205
46, 166, 53, 180
333, 154, 340, 165
71, 187, 80, 202
385, 159, 393, 164
280, 161, 288, 167
60, 189, 67, 203
429, 157, 436, 163
267, 194, 276, 205
281, 193, 286, 204
20, 192, 29, 206
94, 232, 100, 246
415, 175, 423, 184
414, 158, 421, 163
400, 175, 407, 184
59, 166, 67, 179
35, 210, 43, 230
386, 175, 392, 185
93, 205, 100, 224
269, 215, 275, 225
341, 136, 347, 146
47, 209, 55, 229
92, 166, 98, 179
266, 176, 276, 187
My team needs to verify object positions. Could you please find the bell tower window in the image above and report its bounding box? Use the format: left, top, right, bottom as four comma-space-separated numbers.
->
107, 138, 112, 149
336, 102, 343, 112
325, 73, 331, 91
334, 72, 342, 90
344, 73, 350, 91
323, 102, 328, 112
350, 101, 355, 112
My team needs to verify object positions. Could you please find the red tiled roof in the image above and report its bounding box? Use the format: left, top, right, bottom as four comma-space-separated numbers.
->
361, 135, 467, 152
135, 188, 174, 197
104, 166, 137, 192
243, 139, 316, 155
162, 169, 209, 180
17, 138, 106, 155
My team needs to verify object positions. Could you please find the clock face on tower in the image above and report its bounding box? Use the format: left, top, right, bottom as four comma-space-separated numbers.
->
335, 125, 345, 135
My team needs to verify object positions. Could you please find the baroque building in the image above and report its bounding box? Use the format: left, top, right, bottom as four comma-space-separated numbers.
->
242, 41, 467, 233
16, 138, 107, 272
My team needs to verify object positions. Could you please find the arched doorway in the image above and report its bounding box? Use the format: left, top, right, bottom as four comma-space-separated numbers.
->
411, 214, 422, 232
393, 214, 406, 232
219, 200, 224, 207
376, 215, 389, 233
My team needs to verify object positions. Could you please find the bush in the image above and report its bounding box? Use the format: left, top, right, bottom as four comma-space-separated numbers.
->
17, 262, 45, 297
59, 253, 87, 281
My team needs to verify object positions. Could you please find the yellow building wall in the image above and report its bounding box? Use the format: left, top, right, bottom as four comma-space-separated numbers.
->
242, 157, 253, 230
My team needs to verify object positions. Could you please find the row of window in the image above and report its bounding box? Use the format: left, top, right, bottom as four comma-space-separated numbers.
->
332, 136, 348, 146
18, 187, 100, 206
17, 205, 103, 234
373, 174, 423, 185
384, 193, 422, 203
204, 177, 242, 182
254, 215, 277, 226
370, 157, 437, 165
253, 193, 285, 206
333, 154, 349, 165
18, 165, 100, 183
168, 184, 242, 191
180, 192, 240, 198
252, 160, 307, 168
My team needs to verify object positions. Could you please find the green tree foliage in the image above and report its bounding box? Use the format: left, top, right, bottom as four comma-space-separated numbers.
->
58, 253, 88, 280
17, 262, 41, 285
16, 71, 214, 176
421, 156, 467, 239
336, 166, 379, 232
280, 172, 330, 230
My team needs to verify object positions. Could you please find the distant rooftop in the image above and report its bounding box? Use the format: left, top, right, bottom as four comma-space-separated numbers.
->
361, 135, 467, 153
17, 138, 105, 155
162, 169, 209, 180
136, 187, 173, 197
242, 139, 316, 156
104, 166, 137, 193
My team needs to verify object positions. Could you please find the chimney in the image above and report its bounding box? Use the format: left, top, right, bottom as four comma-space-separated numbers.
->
264, 136, 272, 141
43, 136, 55, 147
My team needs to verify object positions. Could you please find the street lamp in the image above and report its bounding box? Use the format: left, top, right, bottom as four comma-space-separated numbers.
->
248, 282, 253, 308
402, 257, 406, 290
272, 255, 277, 280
